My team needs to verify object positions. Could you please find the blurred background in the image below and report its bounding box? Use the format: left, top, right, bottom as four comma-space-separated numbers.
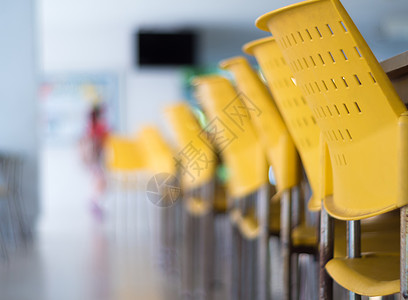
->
0, 0, 407, 299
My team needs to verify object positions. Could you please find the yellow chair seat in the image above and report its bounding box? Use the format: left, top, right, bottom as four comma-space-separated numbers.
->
290, 213, 399, 255
229, 207, 241, 226
240, 214, 260, 240
333, 229, 400, 258
185, 197, 212, 217
292, 224, 317, 247
334, 211, 400, 257
289, 221, 344, 254
326, 253, 400, 296
360, 209, 400, 233
230, 208, 261, 240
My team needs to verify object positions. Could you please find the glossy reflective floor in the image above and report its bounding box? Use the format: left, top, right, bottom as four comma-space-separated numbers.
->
0, 145, 169, 300
0, 145, 368, 300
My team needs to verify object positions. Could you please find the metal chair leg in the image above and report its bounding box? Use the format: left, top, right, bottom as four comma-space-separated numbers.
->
347, 220, 361, 300
319, 205, 334, 300
292, 252, 300, 300
181, 182, 214, 300
181, 203, 194, 299
242, 195, 255, 300
256, 186, 270, 300
281, 188, 293, 300
195, 203, 213, 299
293, 183, 304, 300
240, 232, 251, 300
231, 210, 242, 300
238, 186, 269, 300
401, 205, 408, 300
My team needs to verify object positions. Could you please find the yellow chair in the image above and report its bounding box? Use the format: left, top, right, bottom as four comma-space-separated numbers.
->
193, 76, 269, 300
137, 125, 176, 176
165, 102, 227, 214
105, 129, 175, 193
243, 34, 401, 298
256, 0, 408, 297
105, 127, 175, 176
165, 103, 218, 299
104, 134, 147, 191
193, 76, 268, 198
165, 103, 216, 189
104, 134, 149, 244
243, 38, 324, 212
242, 38, 324, 300
219, 56, 300, 234
219, 56, 306, 299
105, 134, 145, 172
219, 56, 300, 196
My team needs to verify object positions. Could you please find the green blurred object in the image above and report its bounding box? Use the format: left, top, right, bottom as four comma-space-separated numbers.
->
181, 66, 231, 107
191, 107, 208, 128
216, 164, 229, 184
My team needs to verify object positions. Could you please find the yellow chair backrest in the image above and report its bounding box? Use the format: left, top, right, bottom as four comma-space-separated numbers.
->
193, 75, 268, 198
165, 103, 216, 189
105, 134, 145, 171
256, 0, 407, 220
138, 125, 176, 175
244, 37, 322, 211
219, 56, 300, 193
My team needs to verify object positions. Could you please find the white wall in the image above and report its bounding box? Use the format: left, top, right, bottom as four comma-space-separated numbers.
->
38, 0, 408, 135
125, 69, 183, 136
0, 1, 38, 226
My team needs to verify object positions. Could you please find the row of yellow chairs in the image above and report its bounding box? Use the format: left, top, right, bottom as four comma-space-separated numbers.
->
253, 0, 406, 298
193, 0, 406, 299
104, 0, 407, 298
104, 106, 227, 300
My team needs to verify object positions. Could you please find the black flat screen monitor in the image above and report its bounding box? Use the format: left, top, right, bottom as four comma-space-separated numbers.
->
137, 30, 197, 67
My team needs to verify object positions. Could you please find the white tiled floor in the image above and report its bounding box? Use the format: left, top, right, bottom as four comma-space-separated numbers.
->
0, 145, 167, 300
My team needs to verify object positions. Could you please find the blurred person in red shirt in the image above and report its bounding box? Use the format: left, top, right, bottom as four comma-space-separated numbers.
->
81, 104, 109, 217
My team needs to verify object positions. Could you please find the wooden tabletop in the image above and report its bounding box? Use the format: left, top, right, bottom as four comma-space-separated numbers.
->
381, 50, 408, 79
381, 50, 408, 104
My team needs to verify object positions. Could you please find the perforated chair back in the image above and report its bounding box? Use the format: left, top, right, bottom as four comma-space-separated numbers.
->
193, 75, 268, 198
165, 103, 216, 189
256, 0, 407, 220
244, 37, 323, 211
220, 56, 300, 193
